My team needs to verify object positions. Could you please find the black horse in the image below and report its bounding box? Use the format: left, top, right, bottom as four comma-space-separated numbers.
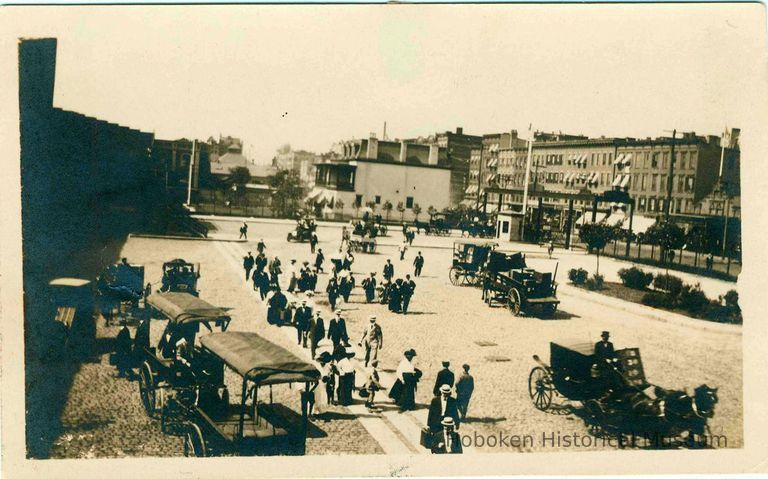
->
585, 384, 719, 448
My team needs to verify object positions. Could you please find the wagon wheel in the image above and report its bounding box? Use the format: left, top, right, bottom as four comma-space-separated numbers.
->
528, 367, 554, 411
183, 423, 207, 457
508, 287, 522, 316
139, 362, 157, 417
448, 266, 462, 286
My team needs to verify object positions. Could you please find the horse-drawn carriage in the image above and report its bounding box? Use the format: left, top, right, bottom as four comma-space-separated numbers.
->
415, 213, 451, 236
158, 332, 320, 457
529, 341, 719, 447
448, 239, 498, 286
459, 219, 495, 238
160, 259, 201, 296
348, 236, 377, 254
484, 251, 559, 317
138, 291, 231, 418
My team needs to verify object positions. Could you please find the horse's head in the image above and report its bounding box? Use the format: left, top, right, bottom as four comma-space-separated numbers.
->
693, 384, 718, 418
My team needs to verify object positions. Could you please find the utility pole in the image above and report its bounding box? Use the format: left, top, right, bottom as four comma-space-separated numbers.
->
664, 129, 676, 220
520, 124, 534, 242
186, 139, 196, 206
475, 142, 484, 211
719, 127, 731, 258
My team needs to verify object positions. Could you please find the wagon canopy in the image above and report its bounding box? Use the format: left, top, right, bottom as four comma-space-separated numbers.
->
147, 292, 230, 324
200, 332, 320, 385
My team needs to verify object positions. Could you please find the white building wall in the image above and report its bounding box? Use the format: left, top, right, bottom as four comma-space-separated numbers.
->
354, 161, 451, 221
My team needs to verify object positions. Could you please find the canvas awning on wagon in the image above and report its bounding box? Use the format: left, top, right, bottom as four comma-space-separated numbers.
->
147, 292, 231, 325
200, 332, 320, 385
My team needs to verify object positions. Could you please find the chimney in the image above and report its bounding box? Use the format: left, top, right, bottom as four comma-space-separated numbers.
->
399, 141, 407, 163
367, 136, 379, 160
428, 145, 439, 166
456, 127, 463, 135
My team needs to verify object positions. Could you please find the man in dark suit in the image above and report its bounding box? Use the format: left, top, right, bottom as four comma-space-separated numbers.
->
309, 310, 325, 360
327, 310, 349, 349
594, 331, 615, 363
243, 252, 255, 282
427, 384, 461, 433
294, 299, 312, 347
413, 252, 425, 277
431, 417, 463, 454
433, 361, 455, 396
383, 259, 394, 282
401, 275, 416, 314
362, 272, 377, 303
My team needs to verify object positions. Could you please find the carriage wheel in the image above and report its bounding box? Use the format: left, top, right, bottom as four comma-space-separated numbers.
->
508, 288, 522, 316
449, 266, 462, 286
528, 367, 554, 411
139, 362, 157, 417
183, 423, 207, 457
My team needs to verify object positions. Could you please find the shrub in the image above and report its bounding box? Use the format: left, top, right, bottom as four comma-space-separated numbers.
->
704, 302, 742, 324
618, 267, 653, 290
722, 290, 740, 311
653, 274, 683, 297
568, 268, 588, 285
678, 283, 709, 315
641, 292, 676, 309
585, 273, 605, 291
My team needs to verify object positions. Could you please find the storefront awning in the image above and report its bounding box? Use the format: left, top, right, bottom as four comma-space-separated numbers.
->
578, 211, 609, 226
579, 154, 588, 165
620, 175, 631, 188
612, 175, 623, 187
306, 188, 323, 201
588, 172, 599, 184
622, 153, 633, 166
487, 158, 498, 168
613, 153, 625, 165
465, 185, 478, 194
622, 214, 656, 233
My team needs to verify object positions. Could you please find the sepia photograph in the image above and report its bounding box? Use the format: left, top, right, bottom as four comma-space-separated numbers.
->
1, 3, 766, 478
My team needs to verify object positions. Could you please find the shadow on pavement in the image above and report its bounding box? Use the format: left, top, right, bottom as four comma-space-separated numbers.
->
463, 416, 507, 424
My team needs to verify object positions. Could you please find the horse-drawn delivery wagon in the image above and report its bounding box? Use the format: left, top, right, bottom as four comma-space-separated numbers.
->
529, 341, 719, 447
137, 291, 231, 418
160, 332, 320, 456
484, 251, 559, 317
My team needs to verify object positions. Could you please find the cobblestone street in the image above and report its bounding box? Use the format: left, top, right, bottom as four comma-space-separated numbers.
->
49, 219, 742, 457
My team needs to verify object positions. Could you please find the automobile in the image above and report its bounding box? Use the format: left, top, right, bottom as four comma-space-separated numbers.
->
160, 259, 201, 296
484, 251, 560, 317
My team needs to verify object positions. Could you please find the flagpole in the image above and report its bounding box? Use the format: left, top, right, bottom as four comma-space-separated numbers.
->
520, 124, 534, 242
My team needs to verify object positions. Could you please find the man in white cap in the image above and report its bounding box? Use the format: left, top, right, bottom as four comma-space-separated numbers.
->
431, 417, 463, 454
427, 383, 460, 433
359, 315, 383, 368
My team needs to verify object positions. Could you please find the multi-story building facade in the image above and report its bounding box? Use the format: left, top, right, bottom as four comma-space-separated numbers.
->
407, 127, 482, 206
273, 148, 320, 187
466, 131, 528, 205
310, 135, 452, 221
152, 138, 211, 198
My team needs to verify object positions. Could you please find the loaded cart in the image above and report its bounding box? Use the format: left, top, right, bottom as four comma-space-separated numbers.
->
162, 332, 321, 457
484, 251, 559, 317
138, 291, 232, 417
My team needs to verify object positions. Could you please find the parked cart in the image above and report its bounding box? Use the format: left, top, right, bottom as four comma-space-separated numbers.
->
161, 331, 321, 457
448, 239, 498, 286
484, 251, 559, 317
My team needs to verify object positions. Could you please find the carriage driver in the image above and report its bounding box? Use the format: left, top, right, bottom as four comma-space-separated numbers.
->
594, 331, 615, 363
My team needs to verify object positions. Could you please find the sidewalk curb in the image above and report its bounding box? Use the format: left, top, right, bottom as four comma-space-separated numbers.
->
128, 233, 247, 243
559, 285, 741, 336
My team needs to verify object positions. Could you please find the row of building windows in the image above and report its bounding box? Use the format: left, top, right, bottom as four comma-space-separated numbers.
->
354, 194, 415, 209
636, 196, 697, 215
633, 173, 695, 193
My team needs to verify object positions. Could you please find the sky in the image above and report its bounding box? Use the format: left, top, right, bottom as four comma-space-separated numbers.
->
4, 4, 766, 163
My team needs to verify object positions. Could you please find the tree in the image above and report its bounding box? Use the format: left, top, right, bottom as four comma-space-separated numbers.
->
578, 222, 616, 274
685, 227, 707, 268
396, 201, 406, 223
654, 221, 685, 265
427, 205, 437, 219
229, 166, 251, 187
383, 200, 393, 223
268, 169, 304, 218
335, 198, 345, 220
412, 203, 422, 222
